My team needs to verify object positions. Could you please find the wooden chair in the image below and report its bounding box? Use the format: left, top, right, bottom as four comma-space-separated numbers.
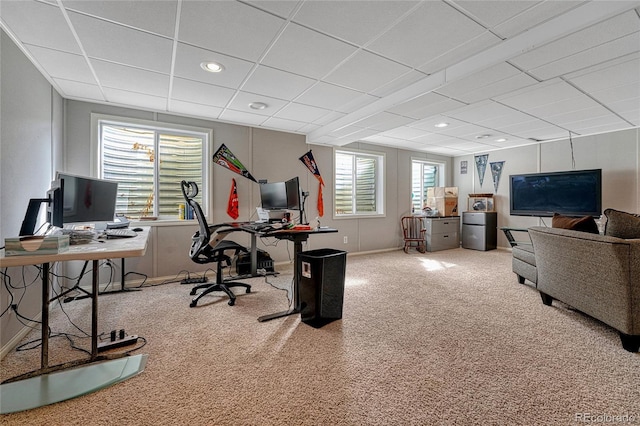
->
401, 216, 426, 253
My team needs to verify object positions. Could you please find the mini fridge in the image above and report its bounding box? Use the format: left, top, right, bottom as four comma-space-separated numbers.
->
462, 212, 497, 251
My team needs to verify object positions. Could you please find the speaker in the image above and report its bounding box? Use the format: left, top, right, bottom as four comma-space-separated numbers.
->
298, 249, 347, 328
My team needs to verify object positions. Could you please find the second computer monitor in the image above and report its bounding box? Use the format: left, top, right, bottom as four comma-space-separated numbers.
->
57, 173, 119, 224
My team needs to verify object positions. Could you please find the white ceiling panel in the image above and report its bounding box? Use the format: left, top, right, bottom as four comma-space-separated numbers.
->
26, 45, 95, 84
324, 50, 412, 93
2, 0, 638, 157
178, 1, 285, 61
261, 23, 357, 80
68, 11, 174, 73
62, 0, 178, 38
173, 43, 254, 89
0, 1, 80, 53
367, 1, 487, 68
241, 66, 316, 100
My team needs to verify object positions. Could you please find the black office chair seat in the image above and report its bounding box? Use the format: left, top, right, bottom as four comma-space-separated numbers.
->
181, 180, 252, 307
189, 239, 251, 307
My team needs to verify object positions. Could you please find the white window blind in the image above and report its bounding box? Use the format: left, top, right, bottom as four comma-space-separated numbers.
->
334, 149, 384, 217
411, 159, 443, 212
99, 121, 207, 220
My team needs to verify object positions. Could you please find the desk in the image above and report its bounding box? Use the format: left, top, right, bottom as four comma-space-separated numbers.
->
0, 228, 150, 383
257, 227, 337, 322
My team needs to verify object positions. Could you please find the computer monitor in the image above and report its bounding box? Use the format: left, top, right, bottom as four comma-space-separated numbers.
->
259, 181, 287, 211
57, 173, 118, 224
285, 177, 301, 211
19, 178, 64, 236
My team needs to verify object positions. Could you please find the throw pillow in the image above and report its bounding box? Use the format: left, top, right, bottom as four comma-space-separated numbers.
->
603, 208, 640, 239
552, 213, 599, 234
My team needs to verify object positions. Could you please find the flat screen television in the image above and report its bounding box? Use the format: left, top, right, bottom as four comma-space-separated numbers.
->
509, 169, 602, 217
57, 173, 119, 224
259, 181, 288, 211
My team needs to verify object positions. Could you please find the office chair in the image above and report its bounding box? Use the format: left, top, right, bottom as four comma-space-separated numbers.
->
181, 181, 251, 307
401, 215, 426, 253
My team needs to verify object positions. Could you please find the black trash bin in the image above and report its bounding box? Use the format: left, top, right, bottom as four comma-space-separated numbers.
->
298, 248, 347, 328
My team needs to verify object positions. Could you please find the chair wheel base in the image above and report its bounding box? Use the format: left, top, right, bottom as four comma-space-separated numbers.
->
190, 300, 197, 308
228, 298, 235, 306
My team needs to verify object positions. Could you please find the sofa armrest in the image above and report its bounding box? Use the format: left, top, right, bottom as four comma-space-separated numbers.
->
529, 227, 640, 335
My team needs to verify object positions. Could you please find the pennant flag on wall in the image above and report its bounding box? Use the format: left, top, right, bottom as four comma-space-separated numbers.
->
299, 150, 325, 217
475, 154, 489, 186
490, 161, 505, 193
212, 144, 257, 183
227, 178, 239, 220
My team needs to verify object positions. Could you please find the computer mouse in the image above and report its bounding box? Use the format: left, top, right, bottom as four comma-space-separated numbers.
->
132, 227, 143, 232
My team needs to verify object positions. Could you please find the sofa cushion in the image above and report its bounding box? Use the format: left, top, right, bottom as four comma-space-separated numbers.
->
604, 208, 640, 239
552, 213, 599, 234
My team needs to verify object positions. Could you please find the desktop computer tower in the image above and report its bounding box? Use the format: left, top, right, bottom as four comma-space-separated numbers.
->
298, 249, 347, 328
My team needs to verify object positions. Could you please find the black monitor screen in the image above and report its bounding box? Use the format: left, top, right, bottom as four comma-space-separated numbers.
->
58, 173, 118, 224
260, 182, 287, 210
47, 179, 64, 228
285, 177, 301, 211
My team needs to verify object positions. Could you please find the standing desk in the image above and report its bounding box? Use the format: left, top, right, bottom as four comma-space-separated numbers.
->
0, 228, 150, 413
256, 227, 338, 322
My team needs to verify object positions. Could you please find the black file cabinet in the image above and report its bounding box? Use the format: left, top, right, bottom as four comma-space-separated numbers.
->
462, 212, 497, 251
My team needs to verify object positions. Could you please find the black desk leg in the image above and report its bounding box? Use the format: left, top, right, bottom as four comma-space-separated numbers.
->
41, 262, 50, 369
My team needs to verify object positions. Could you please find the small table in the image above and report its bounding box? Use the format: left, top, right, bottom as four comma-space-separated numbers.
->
500, 227, 532, 248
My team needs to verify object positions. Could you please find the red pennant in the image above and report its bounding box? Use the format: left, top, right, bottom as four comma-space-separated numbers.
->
227, 178, 239, 219
317, 182, 324, 217
299, 150, 325, 217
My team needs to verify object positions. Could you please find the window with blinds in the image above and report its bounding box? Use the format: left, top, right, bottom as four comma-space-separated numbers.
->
411, 159, 443, 212
99, 120, 208, 220
334, 149, 384, 217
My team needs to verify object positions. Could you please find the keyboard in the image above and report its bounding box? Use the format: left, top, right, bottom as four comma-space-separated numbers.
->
105, 228, 138, 238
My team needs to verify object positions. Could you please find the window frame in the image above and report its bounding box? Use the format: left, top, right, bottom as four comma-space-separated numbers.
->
91, 114, 212, 222
411, 157, 446, 212
333, 147, 386, 219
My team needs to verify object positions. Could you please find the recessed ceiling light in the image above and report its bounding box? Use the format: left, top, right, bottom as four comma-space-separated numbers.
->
249, 102, 267, 110
475, 134, 491, 139
434, 122, 449, 128
495, 138, 508, 142
200, 61, 225, 73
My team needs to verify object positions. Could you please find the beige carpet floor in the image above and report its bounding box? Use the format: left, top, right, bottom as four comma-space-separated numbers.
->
1, 248, 638, 425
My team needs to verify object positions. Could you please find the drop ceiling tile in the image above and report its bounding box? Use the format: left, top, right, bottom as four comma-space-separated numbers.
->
370, 69, 428, 98
68, 11, 173, 73
0, 0, 81, 53
173, 43, 254, 89
53, 78, 105, 101
62, 0, 178, 37
261, 23, 357, 80
227, 92, 289, 117
368, 1, 486, 68
313, 111, 347, 126
103, 87, 167, 111
451, 1, 540, 29
26, 45, 95, 84
409, 116, 469, 132
218, 109, 268, 126
324, 50, 412, 93
171, 78, 236, 108
446, 101, 534, 128
380, 126, 429, 140
275, 103, 332, 123
435, 63, 537, 103
297, 123, 322, 133
528, 32, 640, 80
495, 79, 584, 113
361, 134, 407, 145
261, 117, 306, 133
295, 82, 367, 111
178, 1, 285, 62
328, 124, 367, 139
169, 100, 223, 121
293, 1, 419, 46
353, 112, 414, 132
387, 92, 466, 120
417, 32, 501, 75
510, 11, 640, 71
241, 66, 316, 101
564, 114, 630, 134
606, 99, 640, 125
245, 1, 300, 19
93, 60, 170, 97
492, 1, 583, 38
567, 55, 640, 93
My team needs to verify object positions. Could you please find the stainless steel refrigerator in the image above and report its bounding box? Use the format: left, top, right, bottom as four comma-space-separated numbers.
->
462, 212, 497, 251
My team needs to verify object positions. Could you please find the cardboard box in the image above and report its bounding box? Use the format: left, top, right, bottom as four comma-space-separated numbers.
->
426, 197, 459, 216
4, 235, 70, 256
427, 187, 458, 198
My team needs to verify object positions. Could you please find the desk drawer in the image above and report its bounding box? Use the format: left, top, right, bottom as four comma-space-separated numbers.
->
425, 218, 460, 234
426, 231, 459, 251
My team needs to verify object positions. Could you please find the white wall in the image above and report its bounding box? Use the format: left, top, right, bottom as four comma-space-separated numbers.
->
453, 128, 640, 247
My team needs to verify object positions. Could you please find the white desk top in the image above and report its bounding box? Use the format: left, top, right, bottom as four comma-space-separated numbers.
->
0, 227, 150, 268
